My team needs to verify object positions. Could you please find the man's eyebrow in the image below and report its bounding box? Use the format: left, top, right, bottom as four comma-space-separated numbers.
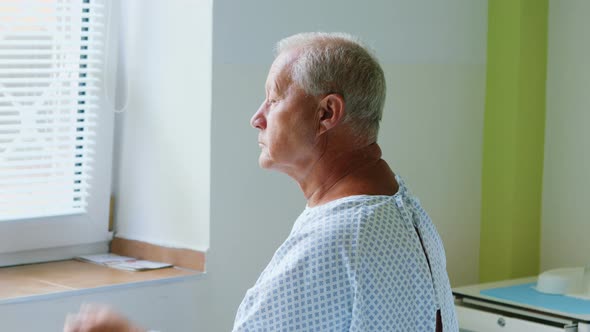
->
272, 80, 282, 95
265, 81, 281, 97
263, 81, 272, 97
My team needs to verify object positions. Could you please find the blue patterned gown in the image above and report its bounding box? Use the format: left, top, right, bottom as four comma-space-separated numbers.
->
233, 176, 458, 331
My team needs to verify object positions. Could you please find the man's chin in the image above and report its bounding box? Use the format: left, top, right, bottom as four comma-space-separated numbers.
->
258, 155, 273, 169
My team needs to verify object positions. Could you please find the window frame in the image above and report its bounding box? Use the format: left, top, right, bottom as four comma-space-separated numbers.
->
0, 0, 115, 266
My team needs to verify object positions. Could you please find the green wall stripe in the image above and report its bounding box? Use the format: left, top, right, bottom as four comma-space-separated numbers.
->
479, 0, 548, 283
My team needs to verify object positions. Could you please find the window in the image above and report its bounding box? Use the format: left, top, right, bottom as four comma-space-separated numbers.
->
0, 0, 114, 265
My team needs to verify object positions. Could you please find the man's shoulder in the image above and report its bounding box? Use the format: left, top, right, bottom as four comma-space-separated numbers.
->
292, 196, 400, 250
306, 195, 395, 219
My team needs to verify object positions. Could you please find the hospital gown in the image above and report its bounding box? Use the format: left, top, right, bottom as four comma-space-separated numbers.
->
233, 176, 458, 331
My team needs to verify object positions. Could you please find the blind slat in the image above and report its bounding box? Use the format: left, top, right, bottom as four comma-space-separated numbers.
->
0, 13, 105, 20
0, 105, 99, 112
0, 174, 92, 186
0, 59, 103, 66
0, 142, 96, 153
0, 148, 95, 158
0, 208, 88, 222
0, 165, 93, 177
0, 78, 100, 85
1, 155, 94, 166
0, 67, 102, 75
0, 93, 99, 99
0, 50, 102, 56
0, 115, 98, 122
0, 40, 104, 47
0, 3, 104, 8
0, 184, 90, 195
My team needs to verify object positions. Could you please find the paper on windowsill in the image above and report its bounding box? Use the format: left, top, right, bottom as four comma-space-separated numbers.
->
75, 253, 173, 271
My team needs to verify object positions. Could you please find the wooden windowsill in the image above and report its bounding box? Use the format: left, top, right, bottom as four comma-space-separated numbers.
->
0, 260, 203, 304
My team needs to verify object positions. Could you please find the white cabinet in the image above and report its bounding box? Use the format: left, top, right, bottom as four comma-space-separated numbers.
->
456, 302, 575, 332
454, 277, 590, 332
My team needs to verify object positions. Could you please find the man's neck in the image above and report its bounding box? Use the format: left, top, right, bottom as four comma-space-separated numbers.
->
299, 143, 398, 207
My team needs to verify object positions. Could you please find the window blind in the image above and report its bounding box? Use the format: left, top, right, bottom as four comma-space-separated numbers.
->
0, 0, 106, 221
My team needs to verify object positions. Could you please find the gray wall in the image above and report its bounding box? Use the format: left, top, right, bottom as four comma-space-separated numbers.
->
541, 0, 590, 270
207, 0, 487, 331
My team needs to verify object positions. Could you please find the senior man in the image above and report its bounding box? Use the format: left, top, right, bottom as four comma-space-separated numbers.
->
64, 32, 458, 332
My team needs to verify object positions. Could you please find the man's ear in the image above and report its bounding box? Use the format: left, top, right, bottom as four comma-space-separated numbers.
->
317, 93, 345, 136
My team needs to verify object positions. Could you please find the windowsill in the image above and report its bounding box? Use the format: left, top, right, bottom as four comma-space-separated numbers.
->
0, 260, 203, 305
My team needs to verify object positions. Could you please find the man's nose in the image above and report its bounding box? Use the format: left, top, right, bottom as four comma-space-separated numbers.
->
250, 104, 266, 130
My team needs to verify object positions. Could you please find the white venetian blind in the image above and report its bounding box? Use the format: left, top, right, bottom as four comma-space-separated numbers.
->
0, 0, 106, 221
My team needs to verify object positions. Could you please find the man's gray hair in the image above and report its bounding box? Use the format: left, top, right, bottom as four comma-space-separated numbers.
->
276, 32, 386, 142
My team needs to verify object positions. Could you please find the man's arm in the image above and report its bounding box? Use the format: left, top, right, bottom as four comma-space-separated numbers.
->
63, 304, 147, 332
233, 229, 356, 332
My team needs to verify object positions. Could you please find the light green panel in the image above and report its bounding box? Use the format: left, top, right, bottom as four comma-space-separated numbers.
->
479, 0, 548, 282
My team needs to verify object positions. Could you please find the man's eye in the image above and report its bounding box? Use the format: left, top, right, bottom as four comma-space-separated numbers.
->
268, 99, 278, 104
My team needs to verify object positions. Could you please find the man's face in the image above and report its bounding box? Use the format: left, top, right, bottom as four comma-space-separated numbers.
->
250, 51, 321, 175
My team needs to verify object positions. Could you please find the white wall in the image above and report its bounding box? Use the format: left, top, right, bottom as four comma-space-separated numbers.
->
380, 62, 485, 287
111, 0, 212, 251
0, 278, 205, 332
541, 0, 590, 270
1, 1, 487, 331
